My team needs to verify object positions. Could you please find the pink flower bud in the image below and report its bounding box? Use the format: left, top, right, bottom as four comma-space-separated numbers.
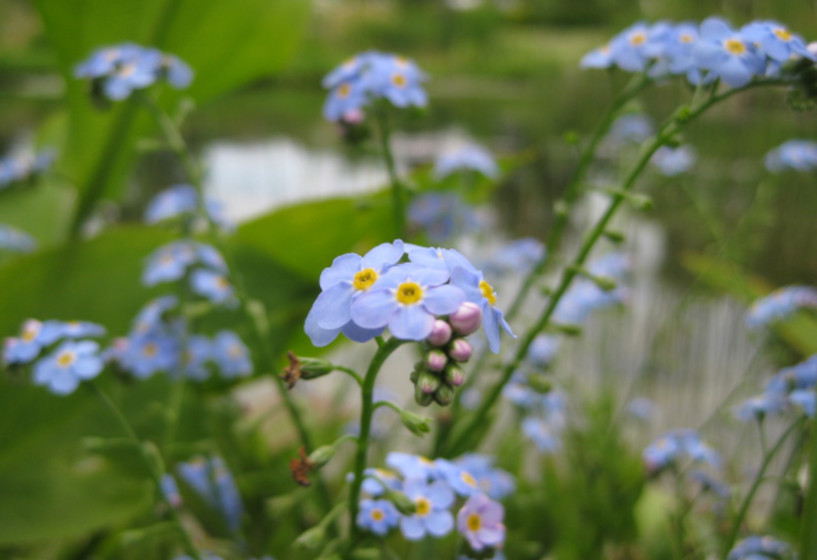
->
444, 364, 466, 387
449, 338, 473, 363
427, 319, 452, 346
449, 302, 482, 335
417, 370, 442, 395
426, 350, 448, 372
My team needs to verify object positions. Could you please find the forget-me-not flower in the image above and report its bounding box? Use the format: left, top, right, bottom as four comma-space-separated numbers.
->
33, 340, 104, 395
693, 18, 765, 87
190, 269, 235, 304
450, 266, 514, 353
357, 498, 400, 536
746, 286, 817, 328
456, 494, 506, 552
211, 330, 252, 378
399, 479, 455, 540
433, 143, 499, 180
764, 140, 817, 172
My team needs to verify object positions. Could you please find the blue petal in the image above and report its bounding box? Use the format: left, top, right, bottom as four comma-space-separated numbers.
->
400, 516, 425, 541
73, 356, 103, 380
700, 18, 732, 40
389, 305, 434, 340
319, 253, 361, 290
50, 370, 80, 395
422, 285, 465, 315
483, 303, 501, 353
425, 509, 454, 537
361, 240, 404, 270
351, 290, 397, 329
305, 308, 341, 347
427, 480, 455, 509
718, 56, 754, 87
340, 321, 384, 343
312, 283, 354, 329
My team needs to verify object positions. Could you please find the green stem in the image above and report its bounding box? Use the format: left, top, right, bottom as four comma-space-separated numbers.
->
722, 417, 805, 559
90, 382, 202, 560
347, 338, 405, 548
800, 416, 817, 560
375, 110, 405, 238
443, 80, 781, 457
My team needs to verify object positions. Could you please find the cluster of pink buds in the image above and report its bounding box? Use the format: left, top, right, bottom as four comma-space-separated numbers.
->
410, 302, 481, 406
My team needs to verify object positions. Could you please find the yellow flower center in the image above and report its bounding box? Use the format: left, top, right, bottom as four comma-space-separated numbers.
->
680, 33, 693, 43
391, 73, 407, 88
461, 471, 478, 488
216, 276, 229, 289
57, 351, 76, 368
601, 44, 611, 54
415, 497, 431, 516
396, 282, 423, 305
22, 328, 38, 342
144, 343, 158, 358
118, 63, 136, 77
467, 513, 482, 532
353, 268, 378, 291
370, 508, 385, 521
725, 38, 746, 55
629, 32, 647, 46
338, 82, 352, 99
774, 28, 792, 42
479, 280, 497, 306
228, 344, 244, 358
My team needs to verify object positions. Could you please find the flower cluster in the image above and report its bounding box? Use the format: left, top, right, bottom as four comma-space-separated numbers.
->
433, 143, 499, 180
642, 429, 721, 474
322, 51, 427, 122
736, 354, 817, 421
0, 148, 55, 189
581, 18, 815, 87
764, 139, 817, 172
407, 192, 480, 242
727, 535, 794, 559
107, 297, 252, 381
0, 224, 37, 253
176, 456, 244, 532
746, 285, 817, 329
144, 184, 232, 231
355, 452, 510, 555
143, 240, 235, 305
75, 43, 193, 101
305, 241, 514, 353
3, 319, 106, 395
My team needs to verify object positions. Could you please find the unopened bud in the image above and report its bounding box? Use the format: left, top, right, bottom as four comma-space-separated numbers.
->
449, 302, 482, 335
307, 445, 336, 469
295, 524, 327, 550
427, 319, 452, 346
449, 338, 473, 362
414, 383, 435, 407
426, 350, 448, 372
386, 489, 418, 515
416, 370, 442, 394
444, 364, 466, 387
434, 383, 455, 406
400, 409, 432, 437
299, 357, 335, 379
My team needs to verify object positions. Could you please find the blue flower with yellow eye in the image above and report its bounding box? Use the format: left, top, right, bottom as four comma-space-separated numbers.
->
454, 454, 515, 501
456, 494, 505, 552
351, 262, 465, 341
449, 267, 514, 353
357, 498, 400, 536
434, 459, 480, 497
386, 452, 440, 481
693, 18, 765, 87
33, 340, 104, 395
211, 330, 252, 378
190, 269, 235, 304
305, 241, 404, 347
120, 329, 180, 379
399, 479, 455, 540
742, 21, 814, 63
143, 241, 227, 287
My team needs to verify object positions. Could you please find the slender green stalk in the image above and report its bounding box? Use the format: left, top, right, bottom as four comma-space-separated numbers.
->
722, 417, 805, 559
374, 110, 406, 238
800, 417, 817, 560
347, 338, 405, 546
90, 382, 203, 560
443, 81, 781, 457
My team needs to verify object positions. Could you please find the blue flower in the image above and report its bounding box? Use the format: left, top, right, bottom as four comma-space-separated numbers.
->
626, 397, 655, 421
132, 296, 179, 333
746, 286, 817, 328
727, 536, 792, 560
525, 334, 560, 368
608, 113, 654, 144
145, 184, 198, 223
322, 51, 427, 122
734, 393, 788, 421
652, 23, 702, 81
119, 329, 180, 379
522, 417, 562, 453
581, 22, 672, 73
75, 43, 192, 100
454, 454, 515, 500
651, 145, 696, 176
356, 498, 400, 536
435, 459, 481, 497
450, 267, 514, 353
357, 468, 402, 497
790, 389, 815, 417
405, 245, 477, 280
689, 470, 730, 499
408, 192, 479, 242
554, 253, 630, 324
764, 140, 817, 172
742, 21, 814, 63
0, 224, 37, 253
643, 430, 720, 473
143, 241, 227, 286
177, 456, 243, 532
765, 355, 817, 395
456, 494, 505, 552
190, 269, 235, 304
433, 143, 499, 180
0, 148, 55, 189
479, 238, 545, 277
693, 18, 765, 88
305, 241, 405, 347
4, 319, 48, 364
32, 340, 104, 395
183, 335, 212, 381
211, 331, 252, 378
399, 479, 455, 540
351, 263, 465, 341
386, 452, 439, 481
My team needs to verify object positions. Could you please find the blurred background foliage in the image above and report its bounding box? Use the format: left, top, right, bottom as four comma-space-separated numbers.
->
0, 0, 815, 558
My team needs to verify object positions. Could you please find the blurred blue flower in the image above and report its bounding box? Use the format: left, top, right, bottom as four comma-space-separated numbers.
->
522, 417, 562, 453
626, 397, 655, 421
145, 184, 198, 223
643, 429, 720, 473
0, 224, 37, 253
357, 498, 400, 536
75, 43, 192, 100
450, 266, 514, 353
734, 393, 788, 422
408, 192, 479, 242
0, 148, 55, 189
651, 23, 701, 81
456, 493, 505, 552
764, 140, 817, 172
405, 245, 477, 279
132, 296, 178, 333
454, 454, 515, 500
399, 479, 455, 540
190, 269, 235, 304
746, 286, 817, 328
143, 241, 227, 287
357, 468, 403, 497
727, 536, 792, 560
33, 340, 103, 395
351, 262, 465, 341
689, 470, 730, 499
479, 238, 545, 277
554, 253, 630, 324
608, 113, 654, 144
742, 21, 814, 63
693, 18, 765, 87
211, 330, 252, 378
322, 51, 427, 121
4, 319, 54, 365
435, 458, 481, 497
305, 241, 404, 347
789, 389, 815, 417
766, 355, 817, 396
120, 329, 180, 379
525, 334, 560, 369
433, 143, 498, 180
183, 335, 212, 381
386, 452, 440, 481
177, 456, 243, 532
651, 145, 697, 176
